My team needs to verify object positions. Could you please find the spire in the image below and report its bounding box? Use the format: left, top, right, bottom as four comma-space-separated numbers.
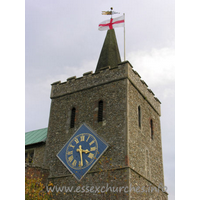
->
95, 29, 121, 73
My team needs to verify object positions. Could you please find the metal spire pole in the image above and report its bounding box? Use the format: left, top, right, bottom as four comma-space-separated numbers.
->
123, 13, 126, 61
111, 7, 113, 19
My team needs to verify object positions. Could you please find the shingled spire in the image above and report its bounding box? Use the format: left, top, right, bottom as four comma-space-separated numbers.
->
95, 29, 121, 73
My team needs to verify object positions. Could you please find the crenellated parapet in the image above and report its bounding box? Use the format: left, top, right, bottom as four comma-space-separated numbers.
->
125, 61, 161, 115
50, 60, 161, 115
50, 64, 127, 99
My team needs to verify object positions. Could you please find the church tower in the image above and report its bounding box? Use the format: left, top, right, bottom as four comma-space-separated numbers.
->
43, 29, 168, 199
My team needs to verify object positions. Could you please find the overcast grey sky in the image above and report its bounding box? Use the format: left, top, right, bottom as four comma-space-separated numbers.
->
25, 0, 174, 199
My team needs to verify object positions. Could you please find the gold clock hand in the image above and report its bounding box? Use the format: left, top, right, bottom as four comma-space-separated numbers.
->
82, 149, 90, 154
76, 145, 83, 166
76, 146, 91, 167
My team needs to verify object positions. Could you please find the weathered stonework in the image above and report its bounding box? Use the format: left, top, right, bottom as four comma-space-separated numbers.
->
26, 143, 46, 168
43, 61, 168, 199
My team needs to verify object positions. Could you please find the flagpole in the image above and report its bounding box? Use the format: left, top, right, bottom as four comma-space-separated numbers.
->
123, 13, 126, 61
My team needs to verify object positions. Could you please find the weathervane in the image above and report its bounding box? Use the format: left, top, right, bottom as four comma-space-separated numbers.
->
100, 7, 126, 61
102, 7, 120, 18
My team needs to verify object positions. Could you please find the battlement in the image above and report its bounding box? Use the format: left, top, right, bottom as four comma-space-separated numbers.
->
126, 61, 161, 115
50, 61, 161, 115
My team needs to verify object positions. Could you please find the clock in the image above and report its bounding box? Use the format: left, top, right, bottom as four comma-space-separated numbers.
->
57, 123, 109, 181
66, 133, 98, 170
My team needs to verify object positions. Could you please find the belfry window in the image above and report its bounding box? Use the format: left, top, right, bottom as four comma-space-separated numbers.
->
98, 100, 103, 122
150, 119, 154, 140
25, 150, 34, 164
138, 106, 141, 128
70, 107, 76, 128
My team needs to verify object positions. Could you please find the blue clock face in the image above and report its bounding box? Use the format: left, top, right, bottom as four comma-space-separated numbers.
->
66, 133, 98, 170
57, 123, 109, 181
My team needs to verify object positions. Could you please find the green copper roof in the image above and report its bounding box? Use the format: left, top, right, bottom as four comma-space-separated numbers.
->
95, 29, 121, 73
25, 127, 48, 146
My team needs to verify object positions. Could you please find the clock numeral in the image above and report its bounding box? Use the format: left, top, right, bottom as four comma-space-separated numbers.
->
88, 153, 94, 159
90, 147, 97, 151
68, 155, 73, 162
89, 140, 95, 146
67, 151, 73, 155
80, 135, 85, 142
70, 144, 75, 149
74, 138, 79, 144
85, 159, 89, 165
86, 136, 90, 142
72, 160, 77, 166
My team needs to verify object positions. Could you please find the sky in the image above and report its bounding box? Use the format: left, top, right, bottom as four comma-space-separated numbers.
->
25, 0, 175, 199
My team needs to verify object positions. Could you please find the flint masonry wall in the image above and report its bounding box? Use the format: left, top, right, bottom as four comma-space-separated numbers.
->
128, 81, 164, 184
126, 63, 165, 187
50, 61, 160, 114
129, 168, 168, 200
44, 63, 128, 173
43, 61, 167, 199
44, 63, 129, 199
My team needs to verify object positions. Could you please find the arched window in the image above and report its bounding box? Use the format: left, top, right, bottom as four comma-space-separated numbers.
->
138, 106, 141, 128
150, 119, 154, 139
98, 100, 103, 122
70, 107, 76, 128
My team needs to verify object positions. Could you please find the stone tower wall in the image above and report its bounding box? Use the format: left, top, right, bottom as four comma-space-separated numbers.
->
44, 64, 129, 176
43, 62, 167, 199
123, 62, 164, 187
128, 79, 164, 185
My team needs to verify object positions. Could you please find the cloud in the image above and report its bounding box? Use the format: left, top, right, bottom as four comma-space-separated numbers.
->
126, 48, 175, 199
127, 47, 175, 86
127, 47, 174, 104
62, 59, 97, 80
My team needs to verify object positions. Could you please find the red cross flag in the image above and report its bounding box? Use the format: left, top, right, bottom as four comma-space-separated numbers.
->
98, 15, 125, 31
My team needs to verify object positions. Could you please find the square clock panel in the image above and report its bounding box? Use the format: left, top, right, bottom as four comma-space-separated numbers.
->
57, 123, 109, 181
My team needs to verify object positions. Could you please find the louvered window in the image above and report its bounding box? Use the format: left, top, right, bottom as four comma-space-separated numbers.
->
70, 107, 76, 128
138, 106, 141, 128
98, 100, 103, 122
150, 119, 154, 140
